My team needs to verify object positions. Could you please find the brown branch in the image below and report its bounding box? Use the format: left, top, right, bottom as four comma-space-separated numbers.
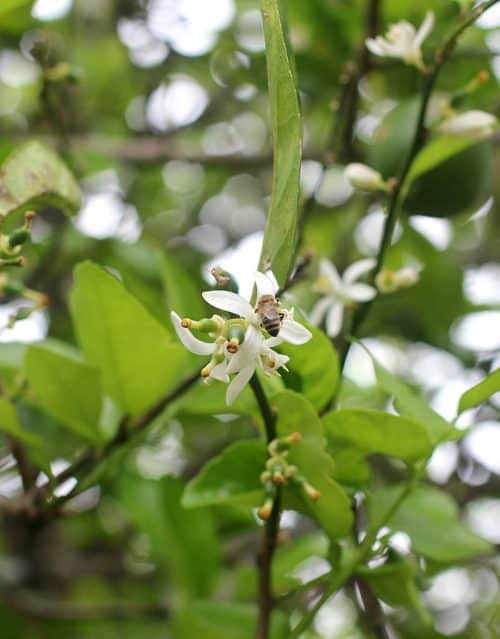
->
250, 375, 280, 639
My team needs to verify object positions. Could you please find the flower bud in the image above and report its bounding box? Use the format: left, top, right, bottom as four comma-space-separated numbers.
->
375, 266, 420, 294
344, 163, 388, 192
439, 110, 496, 138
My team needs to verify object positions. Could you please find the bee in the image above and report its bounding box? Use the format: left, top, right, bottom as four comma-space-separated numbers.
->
255, 294, 284, 337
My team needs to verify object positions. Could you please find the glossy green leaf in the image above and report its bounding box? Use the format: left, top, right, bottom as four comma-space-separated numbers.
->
173, 600, 288, 639
323, 408, 433, 462
405, 136, 478, 194
182, 440, 266, 509
70, 261, 188, 416
279, 322, 338, 411
0, 397, 42, 448
458, 368, 500, 414
24, 341, 103, 444
274, 392, 353, 539
119, 475, 220, 596
330, 445, 371, 486
0, 141, 81, 217
369, 485, 492, 562
258, 0, 302, 285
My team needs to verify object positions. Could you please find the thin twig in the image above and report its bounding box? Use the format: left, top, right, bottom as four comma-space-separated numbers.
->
336, 0, 500, 379
250, 375, 280, 639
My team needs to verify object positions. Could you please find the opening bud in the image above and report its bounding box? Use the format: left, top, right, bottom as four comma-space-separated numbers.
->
258, 501, 273, 521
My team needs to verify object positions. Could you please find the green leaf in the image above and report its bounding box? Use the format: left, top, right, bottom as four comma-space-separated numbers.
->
70, 261, 188, 416
119, 475, 220, 597
273, 392, 353, 539
24, 341, 104, 444
405, 136, 478, 194
458, 369, 500, 414
182, 440, 266, 509
0, 397, 42, 448
0, 0, 31, 17
329, 446, 371, 486
162, 252, 207, 324
279, 322, 338, 411
369, 485, 492, 562
363, 346, 453, 444
173, 600, 288, 639
258, 0, 302, 285
323, 408, 433, 462
0, 141, 81, 218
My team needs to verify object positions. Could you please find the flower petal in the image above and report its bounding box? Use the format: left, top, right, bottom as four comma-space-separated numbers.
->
347, 282, 377, 302
255, 270, 279, 297
309, 296, 333, 326
415, 11, 434, 47
326, 302, 344, 338
226, 324, 262, 374
343, 258, 376, 285
210, 361, 229, 382
279, 318, 312, 345
171, 312, 215, 356
226, 364, 255, 405
318, 259, 342, 290
264, 336, 284, 348
202, 290, 253, 318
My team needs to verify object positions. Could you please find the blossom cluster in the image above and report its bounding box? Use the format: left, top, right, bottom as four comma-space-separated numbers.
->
171, 271, 311, 405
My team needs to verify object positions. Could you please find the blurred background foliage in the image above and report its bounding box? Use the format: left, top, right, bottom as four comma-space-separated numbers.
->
0, 0, 500, 637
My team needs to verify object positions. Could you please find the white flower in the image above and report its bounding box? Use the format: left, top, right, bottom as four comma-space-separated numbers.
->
438, 110, 497, 139
366, 11, 434, 70
171, 270, 312, 405
344, 163, 387, 192
375, 265, 420, 293
309, 258, 377, 337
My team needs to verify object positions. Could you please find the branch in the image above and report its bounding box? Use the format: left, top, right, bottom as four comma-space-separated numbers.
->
337, 0, 500, 375
0, 589, 169, 621
250, 375, 280, 639
34, 370, 200, 518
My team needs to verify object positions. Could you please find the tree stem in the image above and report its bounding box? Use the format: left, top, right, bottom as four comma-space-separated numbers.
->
250, 375, 280, 639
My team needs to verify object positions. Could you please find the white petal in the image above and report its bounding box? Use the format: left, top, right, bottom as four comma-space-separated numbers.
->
170, 312, 215, 356
279, 319, 312, 345
326, 303, 344, 338
415, 11, 434, 47
347, 283, 377, 303
264, 336, 284, 348
309, 296, 332, 326
202, 290, 253, 318
210, 361, 229, 382
343, 258, 376, 285
226, 364, 255, 405
227, 324, 262, 374
366, 37, 386, 56
255, 270, 279, 297
318, 259, 342, 290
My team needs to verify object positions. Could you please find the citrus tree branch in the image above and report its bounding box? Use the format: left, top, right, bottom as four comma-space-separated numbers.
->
337, 0, 500, 376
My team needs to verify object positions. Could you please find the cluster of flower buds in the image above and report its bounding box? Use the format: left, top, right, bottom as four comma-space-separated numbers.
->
258, 432, 320, 520
0, 210, 35, 268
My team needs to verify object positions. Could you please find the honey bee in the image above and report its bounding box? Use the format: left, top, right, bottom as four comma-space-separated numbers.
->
255, 294, 284, 337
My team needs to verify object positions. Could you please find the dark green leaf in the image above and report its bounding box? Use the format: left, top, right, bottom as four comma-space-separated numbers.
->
0, 141, 81, 217
119, 475, 220, 597
0, 396, 42, 448
279, 322, 338, 411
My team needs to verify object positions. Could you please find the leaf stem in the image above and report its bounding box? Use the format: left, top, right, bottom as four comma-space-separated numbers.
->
250, 374, 280, 639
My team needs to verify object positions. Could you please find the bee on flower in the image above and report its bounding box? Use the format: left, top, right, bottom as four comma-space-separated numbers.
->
171, 270, 312, 405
